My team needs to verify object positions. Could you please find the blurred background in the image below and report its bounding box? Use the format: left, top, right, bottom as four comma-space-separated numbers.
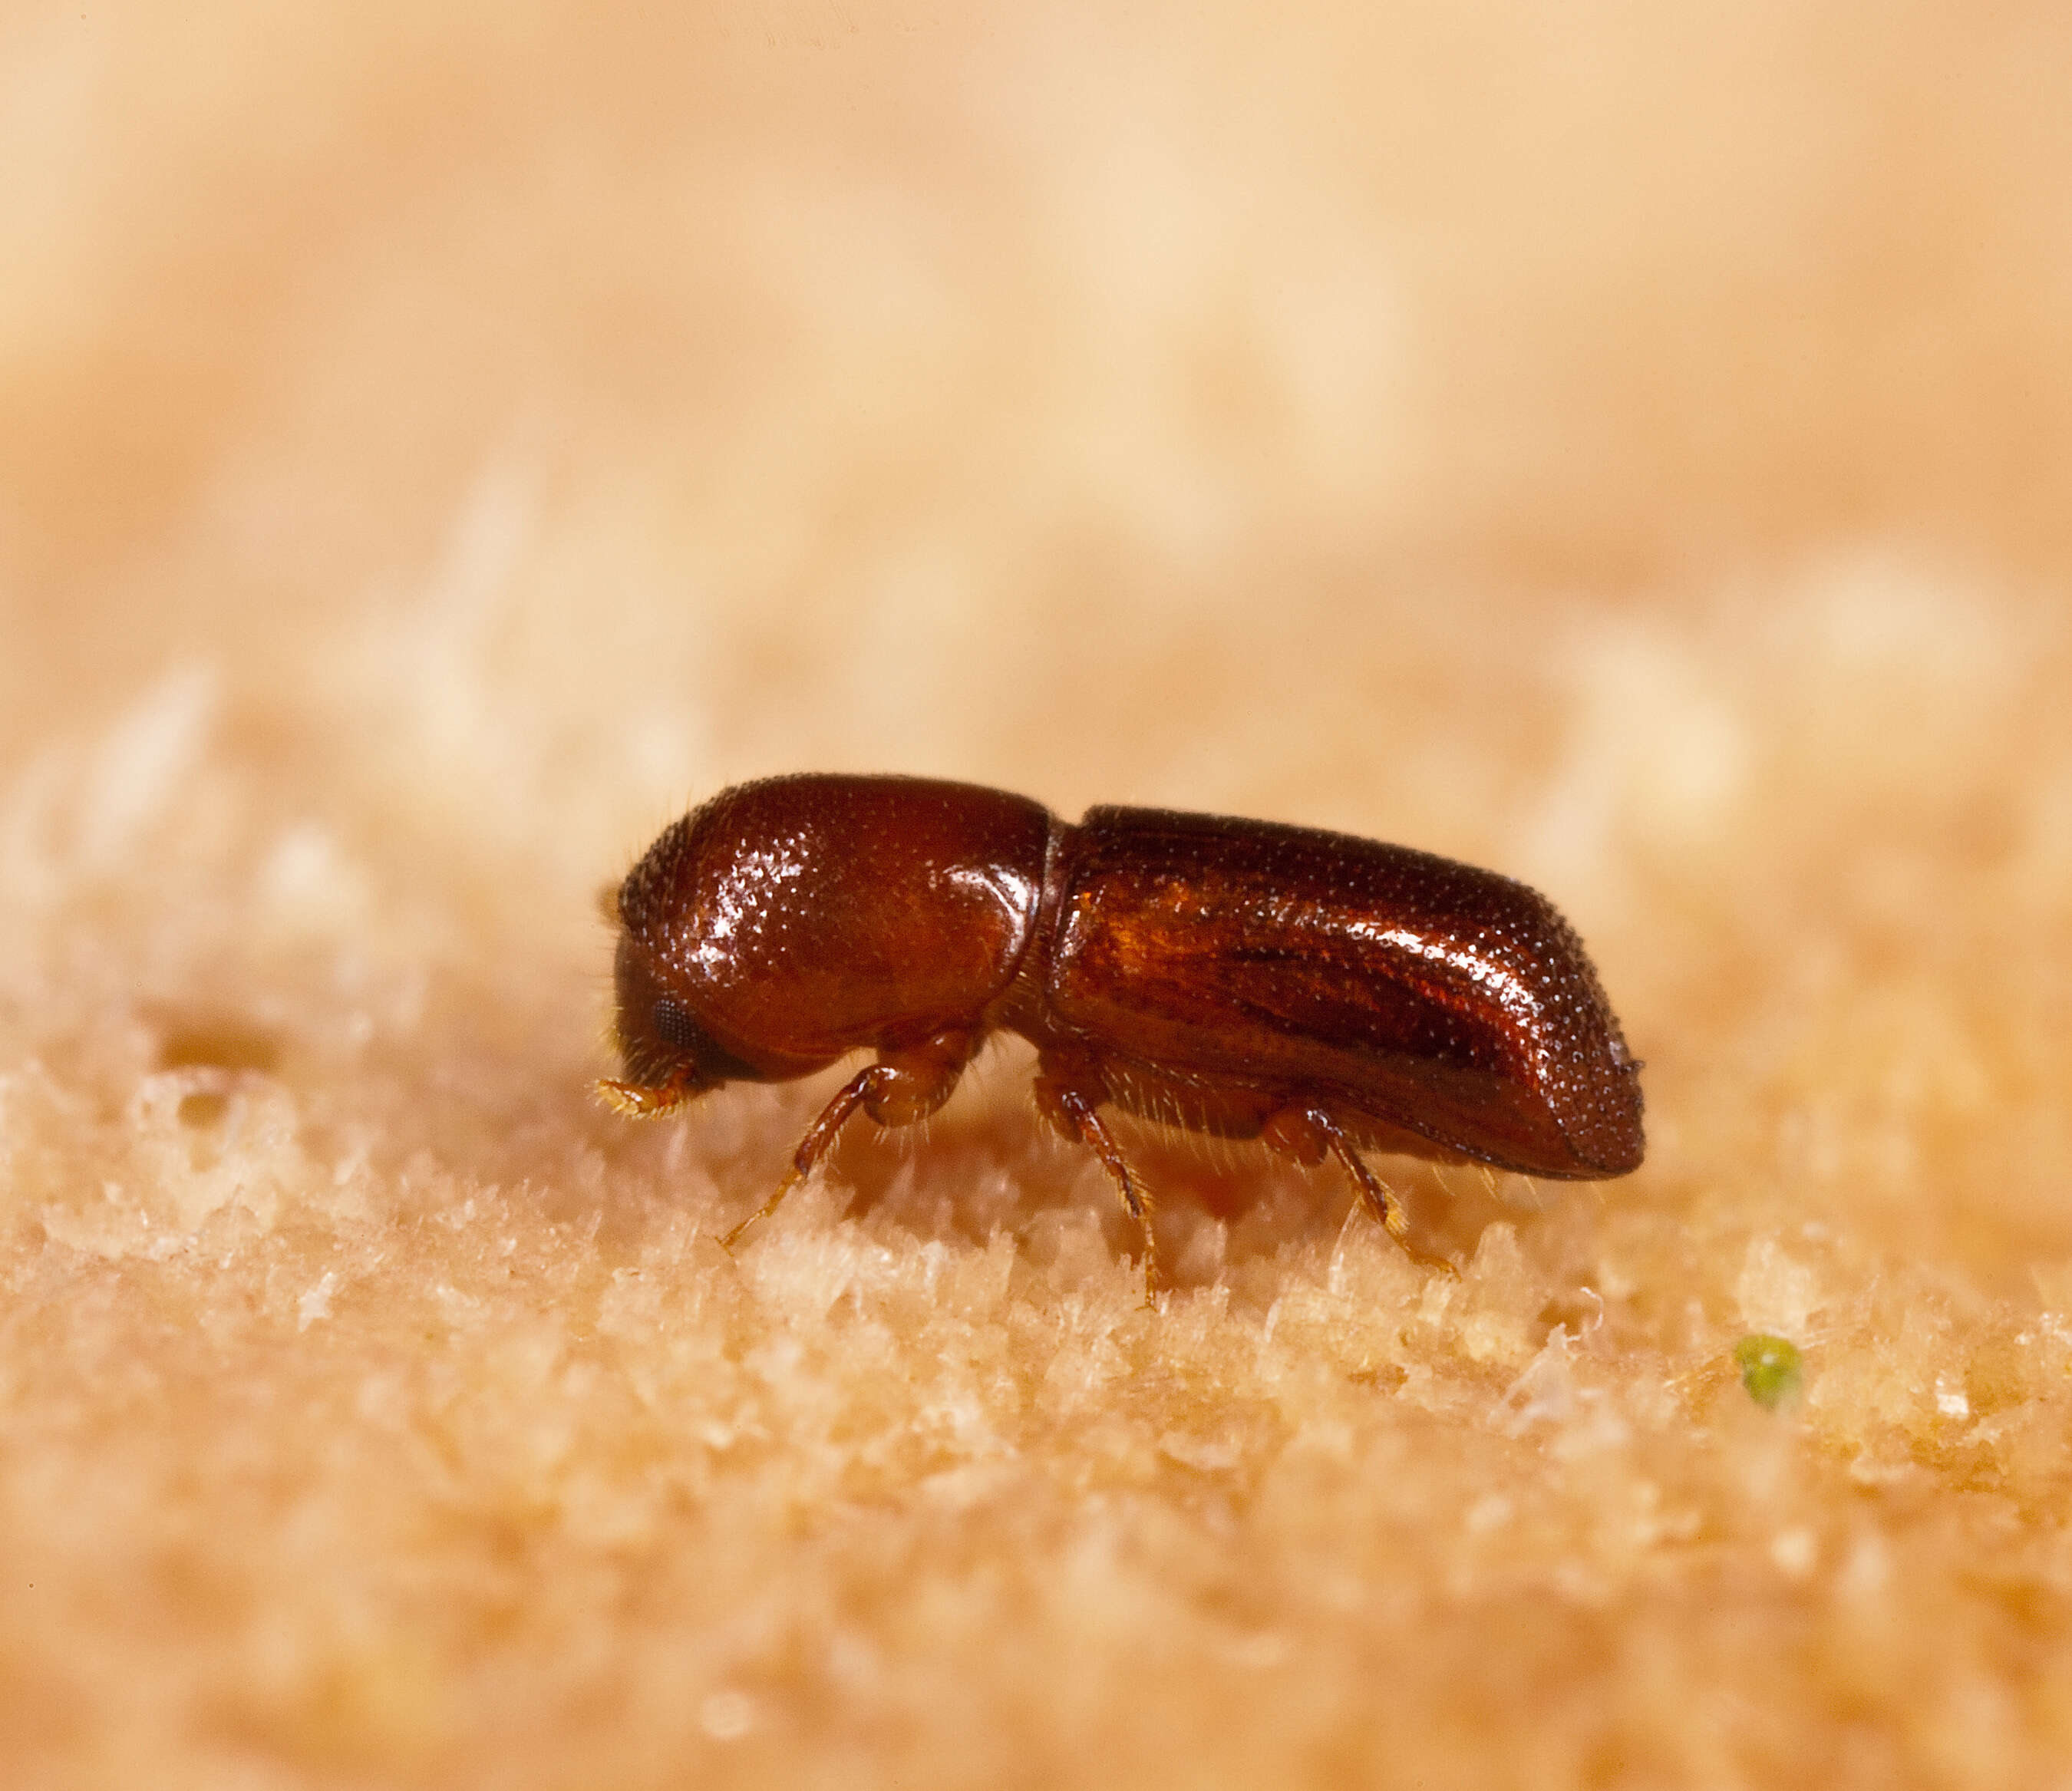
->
10, 2, 2067, 749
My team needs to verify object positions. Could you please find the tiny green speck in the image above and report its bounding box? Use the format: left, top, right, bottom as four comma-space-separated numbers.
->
1734, 1334, 1804, 1410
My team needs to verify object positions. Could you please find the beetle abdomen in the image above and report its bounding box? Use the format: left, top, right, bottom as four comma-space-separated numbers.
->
1041, 806, 1642, 1178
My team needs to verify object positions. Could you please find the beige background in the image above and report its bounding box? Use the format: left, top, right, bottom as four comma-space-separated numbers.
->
5, 3, 2071, 1786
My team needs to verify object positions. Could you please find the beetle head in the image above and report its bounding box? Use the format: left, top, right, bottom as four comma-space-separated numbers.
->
597, 930, 761, 1117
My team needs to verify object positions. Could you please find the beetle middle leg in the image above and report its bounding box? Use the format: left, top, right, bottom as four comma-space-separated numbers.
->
718, 1029, 977, 1250
1031, 1061, 1159, 1304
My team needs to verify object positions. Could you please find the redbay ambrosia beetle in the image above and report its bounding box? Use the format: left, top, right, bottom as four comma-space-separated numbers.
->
599, 773, 1643, 1288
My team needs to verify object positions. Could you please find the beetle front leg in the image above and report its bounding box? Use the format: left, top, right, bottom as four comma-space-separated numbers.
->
718, 1031, 977, 1250
1031, 1062, 1159, 1304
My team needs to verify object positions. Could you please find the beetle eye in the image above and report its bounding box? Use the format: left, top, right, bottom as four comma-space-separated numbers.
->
652, 997, 703, 1051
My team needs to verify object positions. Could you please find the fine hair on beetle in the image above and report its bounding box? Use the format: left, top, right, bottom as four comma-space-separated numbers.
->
598, 773, 1644, 1298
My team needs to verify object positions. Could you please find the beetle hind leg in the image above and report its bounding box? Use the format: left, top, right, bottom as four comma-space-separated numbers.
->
1262, 1104, 1456, 1275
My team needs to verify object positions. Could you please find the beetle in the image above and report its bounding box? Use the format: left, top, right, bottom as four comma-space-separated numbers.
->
597, 773, 1644, 1288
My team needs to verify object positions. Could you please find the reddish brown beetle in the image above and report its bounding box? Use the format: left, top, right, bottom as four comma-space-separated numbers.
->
599, 773, 1643, 1285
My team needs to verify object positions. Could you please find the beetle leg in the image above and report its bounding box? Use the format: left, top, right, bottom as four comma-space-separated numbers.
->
1266, 1105, 1455, 1274
718, 1064, 878, 1249
1031, 1070, 1159, 1304
856, 1028, 979, 1127
718, 1032, 977, 1251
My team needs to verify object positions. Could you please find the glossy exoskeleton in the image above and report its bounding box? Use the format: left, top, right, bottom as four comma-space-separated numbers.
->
599, 773, 1643, 1285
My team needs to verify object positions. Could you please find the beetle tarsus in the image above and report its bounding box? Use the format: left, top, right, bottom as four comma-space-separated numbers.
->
718, 1166, 804, 1252
715, 1063, 883, 1248
1315, 1113, 1457, 1276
